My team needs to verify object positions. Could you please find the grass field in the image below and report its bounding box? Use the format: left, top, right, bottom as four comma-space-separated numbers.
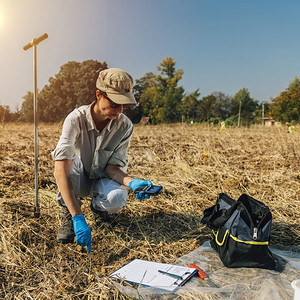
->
0, 123, 299, 299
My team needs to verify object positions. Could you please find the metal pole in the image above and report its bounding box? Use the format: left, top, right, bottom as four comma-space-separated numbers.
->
238, 99, 241, 128
262, 102, 265, 126
33, 44, 39, 217
23, 33, 48, 217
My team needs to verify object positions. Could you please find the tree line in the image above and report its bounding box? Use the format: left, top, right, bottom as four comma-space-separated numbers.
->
1, 57, 299, 125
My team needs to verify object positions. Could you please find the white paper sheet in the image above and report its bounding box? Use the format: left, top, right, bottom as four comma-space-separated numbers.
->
110, 259, 197, 291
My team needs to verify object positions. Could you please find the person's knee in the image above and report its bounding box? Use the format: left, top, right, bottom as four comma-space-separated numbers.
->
106, 188, 128, 213
92, 187, 128, 214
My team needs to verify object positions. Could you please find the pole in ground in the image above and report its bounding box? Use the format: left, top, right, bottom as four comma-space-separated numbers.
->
23, 33, 48, 217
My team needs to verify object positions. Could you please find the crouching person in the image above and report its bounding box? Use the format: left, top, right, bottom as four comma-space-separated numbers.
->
51, 68, 154, 253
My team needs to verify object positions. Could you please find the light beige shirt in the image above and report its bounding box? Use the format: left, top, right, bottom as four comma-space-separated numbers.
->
51, 102, 133, 179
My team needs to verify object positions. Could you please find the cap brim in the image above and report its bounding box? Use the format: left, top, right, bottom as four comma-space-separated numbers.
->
106, 91, 137, 105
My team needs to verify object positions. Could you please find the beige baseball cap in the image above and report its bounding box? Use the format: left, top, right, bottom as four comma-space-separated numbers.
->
96, 68, 137, 105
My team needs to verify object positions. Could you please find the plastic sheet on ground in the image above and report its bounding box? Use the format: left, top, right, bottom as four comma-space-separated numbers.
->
111, 241, 300, 299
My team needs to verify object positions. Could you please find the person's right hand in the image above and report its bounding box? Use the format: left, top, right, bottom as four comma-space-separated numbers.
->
72, 214, 91, 253
129, 178, 153, 200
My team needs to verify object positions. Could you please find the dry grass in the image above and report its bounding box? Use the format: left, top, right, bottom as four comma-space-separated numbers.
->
0, 123, 299, 299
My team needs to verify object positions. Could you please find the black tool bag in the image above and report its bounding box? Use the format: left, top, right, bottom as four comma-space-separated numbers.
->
201, 193, 275, 269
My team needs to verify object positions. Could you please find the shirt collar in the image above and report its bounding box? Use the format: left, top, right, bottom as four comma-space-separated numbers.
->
106, 118, 113, 131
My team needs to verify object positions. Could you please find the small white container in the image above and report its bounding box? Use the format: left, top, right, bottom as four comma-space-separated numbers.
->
292, 279, 300, 300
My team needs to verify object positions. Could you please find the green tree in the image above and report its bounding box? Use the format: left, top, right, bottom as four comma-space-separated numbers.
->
157, 56, 184, 90
196, 94, 217, 122
161, 86, 185, 123
210, 91, 235, 120
18, 91, 34, 122
233, 88, 258, 126
134, 72, 160, 123
134, 72, 156, 102
23, 60, 108, 122
156, 57, 184, 123
195, 92, 234, 123
180, 89, 201, 121
137, 57, 185, 124
270, 86, 300, 123
288, 76, 300, 90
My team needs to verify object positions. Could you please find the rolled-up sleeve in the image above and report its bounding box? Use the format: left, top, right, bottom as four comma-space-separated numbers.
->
51, 115, 80, 161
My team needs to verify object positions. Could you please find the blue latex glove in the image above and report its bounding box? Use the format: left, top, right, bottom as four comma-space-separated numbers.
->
72, 214, 91, 253
129, 178, 153, 200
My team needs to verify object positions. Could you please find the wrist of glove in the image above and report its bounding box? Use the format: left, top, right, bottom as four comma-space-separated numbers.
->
72, 214, 91, 253
129, 178, 153, 200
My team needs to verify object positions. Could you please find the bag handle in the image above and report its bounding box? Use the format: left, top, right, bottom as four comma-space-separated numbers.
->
213, 228, 229, 246
201, 198, 239, 229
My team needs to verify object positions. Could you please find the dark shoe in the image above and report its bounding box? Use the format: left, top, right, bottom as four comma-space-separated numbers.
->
90, 204, 112, 225
57, 206, 75, 244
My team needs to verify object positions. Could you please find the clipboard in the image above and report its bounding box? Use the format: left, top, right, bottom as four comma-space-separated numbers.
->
109, 259, 198, 292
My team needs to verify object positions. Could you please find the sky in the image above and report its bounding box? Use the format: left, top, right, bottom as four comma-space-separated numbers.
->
1, 0, 300, 111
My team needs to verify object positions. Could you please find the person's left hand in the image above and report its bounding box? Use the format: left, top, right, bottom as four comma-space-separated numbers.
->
129, 178, 153, 200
